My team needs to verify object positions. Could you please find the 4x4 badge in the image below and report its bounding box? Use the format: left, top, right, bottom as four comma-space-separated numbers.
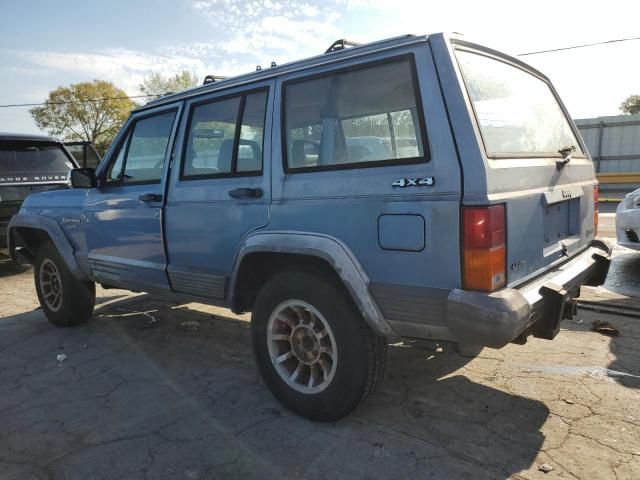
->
392, 177, 435, 188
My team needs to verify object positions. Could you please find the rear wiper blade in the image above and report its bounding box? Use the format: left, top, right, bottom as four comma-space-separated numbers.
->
556, 145, 576, 169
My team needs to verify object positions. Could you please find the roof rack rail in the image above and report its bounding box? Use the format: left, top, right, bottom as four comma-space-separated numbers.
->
324, 39, 361, 54
202, 75, 227, 85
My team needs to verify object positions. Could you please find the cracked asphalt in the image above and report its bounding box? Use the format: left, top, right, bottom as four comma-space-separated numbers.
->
1, 241, 639, 479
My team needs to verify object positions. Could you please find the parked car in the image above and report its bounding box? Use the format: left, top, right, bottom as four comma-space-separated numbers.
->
8, 33, 610, 421
616, 187, 640, 250
1, 133, 76, 248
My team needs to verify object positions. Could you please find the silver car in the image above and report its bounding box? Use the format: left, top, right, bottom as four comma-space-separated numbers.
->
616, 187, 640, 250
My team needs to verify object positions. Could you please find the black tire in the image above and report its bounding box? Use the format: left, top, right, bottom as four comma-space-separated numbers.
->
251, 269, 387, 422
34, 242, 95, 327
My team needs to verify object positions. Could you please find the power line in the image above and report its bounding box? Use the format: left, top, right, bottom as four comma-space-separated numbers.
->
1, 36, 638, 109
518, 36, 640, 56
0, 93, 168, 109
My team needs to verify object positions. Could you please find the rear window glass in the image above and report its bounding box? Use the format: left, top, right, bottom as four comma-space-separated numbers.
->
456, 50, 583, 157
284, 59, 426, 171
0, 142, 73, 183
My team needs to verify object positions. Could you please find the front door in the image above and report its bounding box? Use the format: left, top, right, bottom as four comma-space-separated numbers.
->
84, 104, 180, 291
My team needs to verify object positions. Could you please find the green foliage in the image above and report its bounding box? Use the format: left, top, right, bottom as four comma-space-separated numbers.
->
30, 80, 135, 155
139, 71, 199, 100
620, 95, 640, 115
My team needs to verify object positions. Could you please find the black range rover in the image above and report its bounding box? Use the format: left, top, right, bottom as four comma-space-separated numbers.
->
0, 133, 77, 248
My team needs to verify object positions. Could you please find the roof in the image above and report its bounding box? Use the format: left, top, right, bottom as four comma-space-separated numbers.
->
135, 33, 430, 112
0, 132, 62, 143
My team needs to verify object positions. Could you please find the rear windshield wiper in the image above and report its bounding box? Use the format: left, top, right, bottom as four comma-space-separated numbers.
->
556, 145, 576, 169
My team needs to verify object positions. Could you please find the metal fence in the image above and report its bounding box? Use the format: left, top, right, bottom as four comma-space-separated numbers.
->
575, 114, 640, 200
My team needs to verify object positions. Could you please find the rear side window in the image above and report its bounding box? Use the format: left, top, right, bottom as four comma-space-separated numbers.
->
106, 110, 177, 184
182, 90, 268, 178
456, 50, 583, 157
284, 58, 427, 171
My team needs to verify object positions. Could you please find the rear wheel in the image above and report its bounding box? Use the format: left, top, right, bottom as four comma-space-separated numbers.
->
251, 270, 387, 421
34, 242, 95, 327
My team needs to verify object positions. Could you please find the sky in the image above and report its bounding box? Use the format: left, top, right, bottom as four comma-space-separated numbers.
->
1, 0, 640, 135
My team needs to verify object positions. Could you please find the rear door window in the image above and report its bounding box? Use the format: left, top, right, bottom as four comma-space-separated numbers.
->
284, 58, 427, 171
456, 50, 583, 158
182, 90, 268, 178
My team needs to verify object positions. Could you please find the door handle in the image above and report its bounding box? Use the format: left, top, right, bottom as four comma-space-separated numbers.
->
138, 193, 163, 203
228, 188, 263, 199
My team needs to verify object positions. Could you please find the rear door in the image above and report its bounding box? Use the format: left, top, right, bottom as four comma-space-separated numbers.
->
448, 41, 596, 286
164, 82, 273, 300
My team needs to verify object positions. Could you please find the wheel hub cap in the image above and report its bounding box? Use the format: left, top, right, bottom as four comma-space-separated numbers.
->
39, 258, 63, 312
267, 300, 338, 394
291, 325, 320, 364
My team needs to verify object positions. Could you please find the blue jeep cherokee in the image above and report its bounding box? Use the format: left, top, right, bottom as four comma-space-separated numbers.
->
8, 34, 611, 421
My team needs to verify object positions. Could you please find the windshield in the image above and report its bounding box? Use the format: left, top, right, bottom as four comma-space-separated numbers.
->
456, 50, 583, 157
0, 141, 73, 184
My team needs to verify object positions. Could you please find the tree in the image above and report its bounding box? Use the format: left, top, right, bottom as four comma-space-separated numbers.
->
620, 95, 640, 115
139, 71, 199, 100
31, 80, 135, 155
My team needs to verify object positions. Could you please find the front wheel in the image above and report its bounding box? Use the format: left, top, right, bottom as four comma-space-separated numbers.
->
251, 270, 387, 421
34, 242, 95, 327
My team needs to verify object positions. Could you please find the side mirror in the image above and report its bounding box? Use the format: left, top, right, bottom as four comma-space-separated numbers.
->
70, 168, 97, 188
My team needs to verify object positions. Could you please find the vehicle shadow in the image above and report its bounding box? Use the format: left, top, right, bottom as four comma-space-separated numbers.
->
364, 343, 548, 477
0, 294, 549, 479
0, 252, 30, 278
601, 251, 640, 297
565, 297, 640, 389
557, 248, 640, 388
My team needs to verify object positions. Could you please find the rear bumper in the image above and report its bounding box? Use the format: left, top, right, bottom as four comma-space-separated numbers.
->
446, 240, 612, 348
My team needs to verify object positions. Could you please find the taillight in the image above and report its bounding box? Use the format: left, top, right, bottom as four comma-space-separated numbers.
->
462, 205, 506, 292
594, 185, 599, 237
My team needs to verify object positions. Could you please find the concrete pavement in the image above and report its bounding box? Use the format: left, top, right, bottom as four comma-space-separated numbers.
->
0, 230, 639, 479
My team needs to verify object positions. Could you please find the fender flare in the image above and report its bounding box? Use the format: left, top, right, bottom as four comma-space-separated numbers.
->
8, 214, 86, 280
229, 231, 395, 337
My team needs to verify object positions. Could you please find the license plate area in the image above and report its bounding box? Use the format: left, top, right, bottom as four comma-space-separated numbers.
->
543, 198, 579, 247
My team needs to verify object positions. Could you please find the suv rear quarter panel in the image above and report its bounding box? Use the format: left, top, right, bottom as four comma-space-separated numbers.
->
267, 43, 463, 334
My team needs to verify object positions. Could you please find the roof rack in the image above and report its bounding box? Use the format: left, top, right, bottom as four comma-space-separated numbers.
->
324, 39, 361, 54
202, 75, 227, 85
